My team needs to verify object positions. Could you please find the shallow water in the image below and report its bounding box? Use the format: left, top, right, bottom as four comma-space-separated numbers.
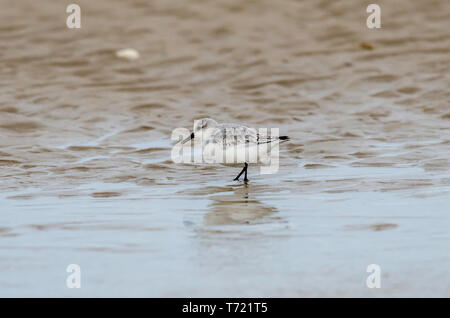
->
0, 0, 449, 296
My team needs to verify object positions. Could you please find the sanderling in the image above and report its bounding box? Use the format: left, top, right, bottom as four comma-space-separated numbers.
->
182, 118, 289, 182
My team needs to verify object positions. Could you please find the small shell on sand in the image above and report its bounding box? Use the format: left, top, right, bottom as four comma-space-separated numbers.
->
115, 48, 140, 60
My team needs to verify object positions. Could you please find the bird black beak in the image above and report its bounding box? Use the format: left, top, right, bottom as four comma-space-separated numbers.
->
182, 132, 195, 144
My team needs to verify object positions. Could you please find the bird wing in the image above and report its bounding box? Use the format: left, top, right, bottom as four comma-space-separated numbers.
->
207, 124, 288, 147
256, 133, 281, 144
208, 125, 258, 147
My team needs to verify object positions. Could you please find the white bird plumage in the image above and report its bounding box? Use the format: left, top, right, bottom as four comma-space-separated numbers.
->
183, 118, 289, 182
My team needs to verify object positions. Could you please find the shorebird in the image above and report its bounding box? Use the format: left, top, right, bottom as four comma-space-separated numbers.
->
182, 118, 289, 182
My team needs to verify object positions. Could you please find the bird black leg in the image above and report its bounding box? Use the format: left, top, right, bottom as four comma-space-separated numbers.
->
244, 163, 249, 182
234, 162, 249, 182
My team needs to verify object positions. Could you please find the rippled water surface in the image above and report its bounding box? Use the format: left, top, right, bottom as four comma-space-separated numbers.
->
0, 0, 449, 296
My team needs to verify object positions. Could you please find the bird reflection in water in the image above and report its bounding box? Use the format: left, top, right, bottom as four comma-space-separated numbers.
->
203, 183, 278, 226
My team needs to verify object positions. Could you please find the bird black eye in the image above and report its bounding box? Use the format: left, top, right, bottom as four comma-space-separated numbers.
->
191, 132, 195, 139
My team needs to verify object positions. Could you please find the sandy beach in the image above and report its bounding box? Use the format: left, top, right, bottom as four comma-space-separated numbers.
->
0, 0, 449, 297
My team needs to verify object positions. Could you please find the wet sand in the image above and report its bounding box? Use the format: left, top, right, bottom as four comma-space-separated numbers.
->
0, 0, 449, 296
